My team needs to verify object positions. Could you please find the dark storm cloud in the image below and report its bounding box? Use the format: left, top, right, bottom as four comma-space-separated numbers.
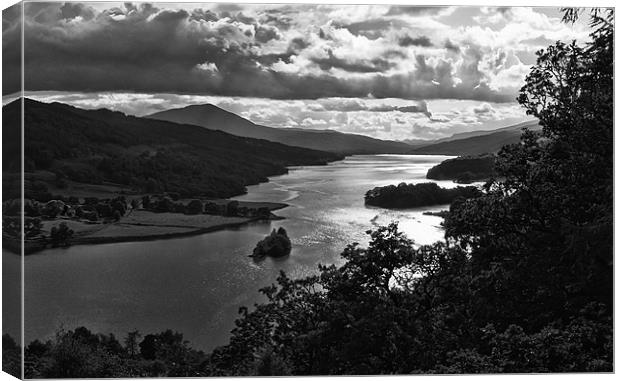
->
289, 37, 309, 51
2, 2, 21, 95
339, 18, 408, 39
4, 2, 517, 102
254, 24, 281, 43
211, 3, 243, 13
60, 2, 95, 20
398, 35, 433, 47
189, 9, 218, 22
386, 6, 444, 16
311, 98, 432, 117
259, 9, 295, 30
254, 37, 309, 66
444, 39, 461, 53
312, 50, 394, 73
384, 50, 407, 59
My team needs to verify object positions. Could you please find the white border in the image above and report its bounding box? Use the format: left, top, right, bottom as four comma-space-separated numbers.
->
0, 1, 617, 381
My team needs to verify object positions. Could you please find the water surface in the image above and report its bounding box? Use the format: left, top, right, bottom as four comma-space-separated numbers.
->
17, 154, 457, 351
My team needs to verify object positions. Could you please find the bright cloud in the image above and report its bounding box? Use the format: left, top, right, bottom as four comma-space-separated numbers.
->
3, 3, 590, 140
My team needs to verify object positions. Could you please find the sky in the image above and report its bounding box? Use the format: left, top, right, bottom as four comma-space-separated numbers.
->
2, 2, 594, 140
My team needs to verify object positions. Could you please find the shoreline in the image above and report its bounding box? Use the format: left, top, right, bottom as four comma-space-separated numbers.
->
4, 207, 289, 256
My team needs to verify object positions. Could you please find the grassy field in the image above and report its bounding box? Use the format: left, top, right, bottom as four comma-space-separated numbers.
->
121, 211, 249, 229
29, 210, 266, 252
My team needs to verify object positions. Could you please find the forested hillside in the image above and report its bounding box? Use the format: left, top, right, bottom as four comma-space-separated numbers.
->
410, 126, 533, 156
3, 99, 341, 199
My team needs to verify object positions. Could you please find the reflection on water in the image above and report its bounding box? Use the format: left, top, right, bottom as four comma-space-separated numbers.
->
21, 154, 456, 351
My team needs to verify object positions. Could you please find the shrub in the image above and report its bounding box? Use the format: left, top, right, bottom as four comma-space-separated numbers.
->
50, 222, 74, 247
186, 200, 204, 215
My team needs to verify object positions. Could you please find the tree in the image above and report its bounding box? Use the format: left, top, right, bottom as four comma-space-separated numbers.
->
25, 217, 43, 238
2, 334, 21, 378
204, 201, 221, 215
186, 199, 204, 215
50, 222, 74, 247
124, 330, 141, 359
43, 327, 124, 378
141, 195, 151, 209
445, 8, 613, 327
225, 200, 239, 216
113, 210, 122, 222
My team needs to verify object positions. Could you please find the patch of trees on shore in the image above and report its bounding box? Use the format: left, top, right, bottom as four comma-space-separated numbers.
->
2, 193, 276, 254
426, 154, 496, 183
3, 328, 207, 378
2, 196, 128, 253
365, 182, 481, 209
141, 195, 273, 219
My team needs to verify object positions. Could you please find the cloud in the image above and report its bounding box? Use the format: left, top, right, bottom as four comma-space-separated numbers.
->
60, 2, 95, 20
444, 39, 460, 52
310, 97, 432, 117
338, 18, 409, 39
473, 102, 495, 114
386, 6, 444, 16
398, 35, 433, 47
3, 3, 589, 104
311, 50, 394, 73
23, 91, 533, 141
2, 2, 21, 95
521, 34, 556, 46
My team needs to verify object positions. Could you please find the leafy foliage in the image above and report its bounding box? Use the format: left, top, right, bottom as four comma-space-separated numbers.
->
426, 154, 496, 183
12, 327, 207, 378
2, 334, 21, 378
252, 227, 292, 258
49, 222, 74, 247
365, 182, 481, 208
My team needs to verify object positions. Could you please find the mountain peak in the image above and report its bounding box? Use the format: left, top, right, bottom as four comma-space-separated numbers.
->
147, 104, 412, 155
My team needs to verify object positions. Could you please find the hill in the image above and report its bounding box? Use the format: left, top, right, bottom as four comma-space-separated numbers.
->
432, 120, 539, 144
3, 99, 343, 199
147, 104, 412, 155
426, 154, 496, 183
411, 121, 540, 156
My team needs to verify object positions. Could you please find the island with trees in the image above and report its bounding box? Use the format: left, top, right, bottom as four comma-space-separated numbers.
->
364, 182, 481, 209
251, 227, 292, 259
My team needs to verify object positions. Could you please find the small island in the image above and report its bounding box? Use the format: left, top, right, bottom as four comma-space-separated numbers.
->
365, 182, 481, 209
252, 227, 292, 258
426, 154, 495, 184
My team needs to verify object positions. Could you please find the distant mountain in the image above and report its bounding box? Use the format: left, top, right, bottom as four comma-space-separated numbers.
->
433, 120, 540, 144
4, 99, 342, 199
401, 138, 434, 147
411, 120, 541, 156
147, 104, 412, 155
